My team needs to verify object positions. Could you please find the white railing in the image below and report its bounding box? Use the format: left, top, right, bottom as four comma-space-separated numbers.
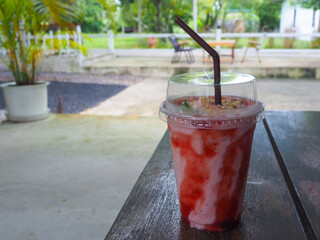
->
0, 25, 83, 56
87, 31, 320, 51
2, 29, 319, 55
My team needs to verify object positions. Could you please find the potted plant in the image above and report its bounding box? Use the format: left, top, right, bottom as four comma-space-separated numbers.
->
147, 37, 158, 48
0, 0, 85, 122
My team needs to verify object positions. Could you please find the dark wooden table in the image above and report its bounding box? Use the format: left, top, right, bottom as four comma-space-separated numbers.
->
105, 111, 320, 240
203, 40, 235, 63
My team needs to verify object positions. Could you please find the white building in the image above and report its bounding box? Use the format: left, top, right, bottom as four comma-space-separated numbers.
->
280, 1, 319, 40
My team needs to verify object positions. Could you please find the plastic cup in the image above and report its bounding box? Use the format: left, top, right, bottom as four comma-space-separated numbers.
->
159, 72, 264, 232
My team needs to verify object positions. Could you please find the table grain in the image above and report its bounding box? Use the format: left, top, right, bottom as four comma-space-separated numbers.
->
265, 111, 320, 240
105, 112, 320, 240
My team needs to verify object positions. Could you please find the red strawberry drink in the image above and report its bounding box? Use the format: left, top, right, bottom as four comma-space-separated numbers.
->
159, 72, 264, 232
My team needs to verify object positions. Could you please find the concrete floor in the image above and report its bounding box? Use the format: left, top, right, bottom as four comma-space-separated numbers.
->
1, 71, 320, 239
258, 79, 320, 111
0, 115, 167, 240
82, 77, 320, 116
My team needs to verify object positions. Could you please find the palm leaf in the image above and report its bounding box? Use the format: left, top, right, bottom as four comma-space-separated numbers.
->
32, 0, 79, 29
95, 0, 117, 31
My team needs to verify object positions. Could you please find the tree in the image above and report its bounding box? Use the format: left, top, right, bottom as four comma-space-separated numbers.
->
0, 0, 115, 85
80, 0, 106, 32
119, 0, 137, 31
80, 0, 116, 33
119, 0, 192, 33
0, 0, 80, 84
255, 0, 284, 31
298, 0, 320, 10
158, 0, 193, 33
198, 0, 226, 31
197, 0, 259, 32
142, 0, 192, 33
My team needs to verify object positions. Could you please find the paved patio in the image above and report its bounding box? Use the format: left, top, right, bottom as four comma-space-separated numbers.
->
83, 49, 320, 79
0, 115, 166, 240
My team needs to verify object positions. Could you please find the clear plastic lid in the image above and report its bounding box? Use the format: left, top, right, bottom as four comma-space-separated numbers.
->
159, 72, 264, 129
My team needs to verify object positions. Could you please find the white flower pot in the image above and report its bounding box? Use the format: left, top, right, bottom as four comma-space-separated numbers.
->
1, 82, 50, 122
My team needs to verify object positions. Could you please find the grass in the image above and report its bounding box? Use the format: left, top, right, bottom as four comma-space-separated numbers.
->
83, 36, 109, 49
83, 35, 171, 49
82, 34, 319, 49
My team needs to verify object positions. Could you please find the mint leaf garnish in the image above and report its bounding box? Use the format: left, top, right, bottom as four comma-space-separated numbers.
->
183, 100, 190, 108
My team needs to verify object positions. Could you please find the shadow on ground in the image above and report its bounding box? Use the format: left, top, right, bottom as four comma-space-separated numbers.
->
0, 81, 127, 113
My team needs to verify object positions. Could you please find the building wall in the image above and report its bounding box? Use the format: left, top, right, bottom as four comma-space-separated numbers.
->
280, 1, 319, 40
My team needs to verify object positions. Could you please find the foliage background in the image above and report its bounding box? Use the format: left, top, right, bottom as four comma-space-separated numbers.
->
79, 0, 286, 34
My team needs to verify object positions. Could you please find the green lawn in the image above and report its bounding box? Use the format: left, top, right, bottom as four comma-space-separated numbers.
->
83, 35, 171, 49
83, 36, 109, 49
82, 34, 318, 49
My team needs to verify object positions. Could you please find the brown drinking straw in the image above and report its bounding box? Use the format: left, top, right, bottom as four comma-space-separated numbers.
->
174, 17, 222, 105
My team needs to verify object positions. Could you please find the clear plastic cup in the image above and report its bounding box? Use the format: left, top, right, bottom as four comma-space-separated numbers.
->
159, 72, 264, 232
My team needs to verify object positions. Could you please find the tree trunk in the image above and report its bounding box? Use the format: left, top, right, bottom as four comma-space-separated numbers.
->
205, 13, 210, 30
138, 0, 142, 34
156, 2, 162, 32
212, 0, 225, 28
222, 9, 228, 29
212, 10, 220, 28
165, 16, 170, 33
213, 7, 221, 28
